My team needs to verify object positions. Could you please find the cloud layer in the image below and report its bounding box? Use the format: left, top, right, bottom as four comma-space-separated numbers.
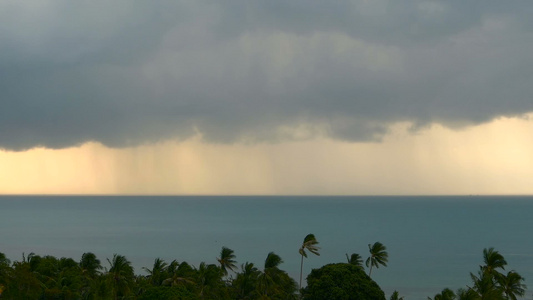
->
2, 1, 532, 150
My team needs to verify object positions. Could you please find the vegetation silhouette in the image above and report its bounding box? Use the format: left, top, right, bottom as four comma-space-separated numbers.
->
366, 241, 388, 277
429, 247, 526, 300
298, 234, 320, 291
390, 290, 405, 300
345, 253, 363, 269
0, 246, 527, 299
302, 263, 386, 300
217, 247, 237, 277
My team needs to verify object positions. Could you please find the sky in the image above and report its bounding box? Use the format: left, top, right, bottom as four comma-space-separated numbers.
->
1, 1, 532, 195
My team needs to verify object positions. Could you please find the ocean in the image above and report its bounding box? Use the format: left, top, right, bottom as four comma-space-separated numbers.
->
1, 195, 532, 299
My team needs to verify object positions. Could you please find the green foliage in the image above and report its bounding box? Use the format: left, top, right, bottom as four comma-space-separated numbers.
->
80, 252, 103, 278
194, 262, 231, 299
299, 234, 320, 291
366, 242, 388, 277
0, 246, 526, 300
345, 253, 363, 268
0, 252, 11, 295
390, 290, 404, 300
232, 262, 260, 299
265, 252, 283, 270
4, 260, 42, 299
217, 247, 237, 276
0, 252, 11, 267
464, 248, 527, 300
162, 261, 196, 287
469, 270, 505, 300
299, 234, 320, 258
498, 271, 526, 300
143, 257, 168, 286
430, 248, 526, 300
139, 285, 198, 300
455, 288, 478, 300
481, 247, 507, 276
428, 288, 456, 300
107, 253, 135, 299
302, 263, 385, 300
259, 252, 298, 299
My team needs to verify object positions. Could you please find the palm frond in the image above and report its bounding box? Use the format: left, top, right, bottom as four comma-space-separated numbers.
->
300, 234, 320, 257
264, 252, 283, 270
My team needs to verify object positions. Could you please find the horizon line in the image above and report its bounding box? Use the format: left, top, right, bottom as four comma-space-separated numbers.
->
1, 194, 532, 197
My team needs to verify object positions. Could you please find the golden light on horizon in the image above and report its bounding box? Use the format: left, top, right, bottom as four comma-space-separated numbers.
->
0, 115, 532, 195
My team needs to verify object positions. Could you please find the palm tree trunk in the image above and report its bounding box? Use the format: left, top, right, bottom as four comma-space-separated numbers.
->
368, 264, 373, 277
299, 254, 304, 292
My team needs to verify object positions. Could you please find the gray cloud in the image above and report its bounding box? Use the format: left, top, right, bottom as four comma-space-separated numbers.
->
1, 0, 532, 150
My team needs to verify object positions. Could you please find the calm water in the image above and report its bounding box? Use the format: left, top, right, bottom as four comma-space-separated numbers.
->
1, 195, 532, 299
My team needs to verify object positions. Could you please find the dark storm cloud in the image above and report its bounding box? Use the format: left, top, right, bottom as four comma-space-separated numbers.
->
1, 0, 532, 150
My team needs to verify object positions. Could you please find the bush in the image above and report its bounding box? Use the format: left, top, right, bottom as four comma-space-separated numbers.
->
302, 263, 385, 300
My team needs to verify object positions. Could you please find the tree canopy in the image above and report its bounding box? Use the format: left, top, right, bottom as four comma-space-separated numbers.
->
302, 263, 386, 300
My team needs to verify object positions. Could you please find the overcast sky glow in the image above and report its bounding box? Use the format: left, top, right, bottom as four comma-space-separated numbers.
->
1, 1, 532, 194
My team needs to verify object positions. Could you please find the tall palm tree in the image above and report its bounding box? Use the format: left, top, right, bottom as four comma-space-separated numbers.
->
299, 234, 320, 290
498, 270, 526, 300
346, 253, 363, 268
217, 247, 237, 276
366, 241, 388, 277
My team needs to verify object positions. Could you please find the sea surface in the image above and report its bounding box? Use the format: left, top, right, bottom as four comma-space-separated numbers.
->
1, 195, 532, 299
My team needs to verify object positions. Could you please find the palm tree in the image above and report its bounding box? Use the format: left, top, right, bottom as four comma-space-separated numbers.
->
142, 257, 168, 286
0, 252, 11, 280
498, 270, 526, 300
346, 253, 363, 268
259, 252, 283, 296
232, 262, 260, 299
162, 261, 195, 287
468, 270, 505, 300
481, 248, 506, 276
366, 241, 388, 277
195, 262, 226, 299
80, 252, 102, 278
455, 288, 478, 300
390, 290, 404, 300
259, 252, 297, 299
217, 247, 237, 277
299, 234, 320, 290
107, 254, 134, 300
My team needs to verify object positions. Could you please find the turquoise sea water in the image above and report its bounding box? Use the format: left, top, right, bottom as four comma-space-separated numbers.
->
1, 195, 532, 299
